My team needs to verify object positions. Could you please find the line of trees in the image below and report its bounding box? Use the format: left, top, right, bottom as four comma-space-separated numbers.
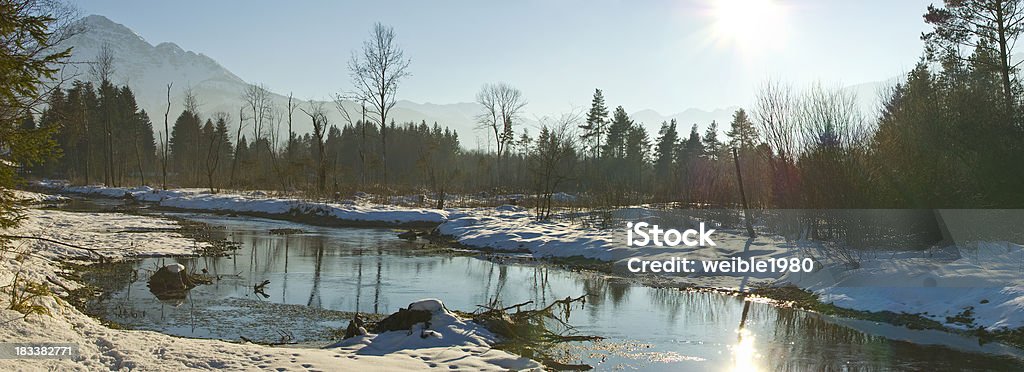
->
32, 80, 467, 195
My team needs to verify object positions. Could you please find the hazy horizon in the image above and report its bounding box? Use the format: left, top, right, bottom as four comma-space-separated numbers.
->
73, 0, 934, 116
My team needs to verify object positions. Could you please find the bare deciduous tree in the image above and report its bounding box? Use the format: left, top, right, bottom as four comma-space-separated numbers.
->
242, 83, 272, 147
530, 112, 580, 220
183, 86, 200, 114
476, 83, 527, 164
89, 43, 115, 84
795, 82, 867, 153
348, 22, 411, 188
265, 105, 290, 191
752, 79, 797, 161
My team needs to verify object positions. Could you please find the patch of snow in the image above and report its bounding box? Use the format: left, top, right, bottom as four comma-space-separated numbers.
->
782, 241, 1024, 331
550, 192, 577, 203
165, 263, 185, 273
40, 184, 448, 225
328, 304, 518, 369
495, 205, 524, 212
9, 189, 68, 203
408, 299, 446, 314
11, 208, 206, 260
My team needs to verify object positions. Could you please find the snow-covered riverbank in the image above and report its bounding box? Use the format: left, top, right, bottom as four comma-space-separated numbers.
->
37, 182, 447, 227
0, 192, 538, 371
441, 206, 1024, 334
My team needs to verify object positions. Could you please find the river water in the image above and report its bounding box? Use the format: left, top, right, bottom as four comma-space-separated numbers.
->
80, 211, 1024, 371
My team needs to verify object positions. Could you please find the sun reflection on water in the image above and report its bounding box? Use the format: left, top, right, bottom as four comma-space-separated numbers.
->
730, 328, 763, 372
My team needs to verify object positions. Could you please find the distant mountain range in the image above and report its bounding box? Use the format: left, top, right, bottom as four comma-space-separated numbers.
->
57, 15, 888, 146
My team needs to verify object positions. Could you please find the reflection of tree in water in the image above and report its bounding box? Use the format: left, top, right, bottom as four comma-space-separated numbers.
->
281, 236, 289, 300
373, 242, 383, 314
751, 304, 890, 371
307, 236, 326, 308
530, 266, 550, 309
651, 289, 735, 327
482, 262, 510, 308
248, 236, 258, 272
354, 243, 364, 313
762, 304, 873, 343
580, 276, 611, 318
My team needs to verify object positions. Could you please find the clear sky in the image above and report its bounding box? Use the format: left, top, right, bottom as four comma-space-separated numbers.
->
73, 0, 935, 116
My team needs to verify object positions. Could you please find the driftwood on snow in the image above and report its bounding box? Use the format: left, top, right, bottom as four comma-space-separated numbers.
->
0, 234, 108, 262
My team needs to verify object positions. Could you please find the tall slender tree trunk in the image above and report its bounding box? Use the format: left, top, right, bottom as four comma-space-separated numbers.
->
107, 130, 114, 186
733, 147, 756, 238
360, 102, 366, 187
229, 108, 244, 188
84, 113, 91, 185
162, 83, 171, 190
134, 137, 145, 185
997, 6, 1015, 112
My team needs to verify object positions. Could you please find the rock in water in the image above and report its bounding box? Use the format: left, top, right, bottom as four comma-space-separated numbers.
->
397, 230, 418, 240
165, 263, 185, 273
374, 308, 432, 333
372, 299, 447, 333
148, 263, 196, 300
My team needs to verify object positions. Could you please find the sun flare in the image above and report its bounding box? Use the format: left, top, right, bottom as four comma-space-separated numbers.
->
709, 0, 788, 55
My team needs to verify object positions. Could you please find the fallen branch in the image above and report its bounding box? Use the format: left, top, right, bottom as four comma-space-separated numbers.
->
476, 300, 534, 313
472, 294, 599, 370
0, 235, 108, 262
45, 276, 74, 293
253, 280, 270, 298
540, 334, 603, 343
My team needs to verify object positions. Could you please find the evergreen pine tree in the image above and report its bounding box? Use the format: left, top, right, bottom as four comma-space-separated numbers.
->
602, 106, 631, 159
726, 109, 758, 150
654, 119, 679, 178
679, 124, 703, 163
702, 121, 722, 159
580, 88, 609, 158
169, 110, 202, 184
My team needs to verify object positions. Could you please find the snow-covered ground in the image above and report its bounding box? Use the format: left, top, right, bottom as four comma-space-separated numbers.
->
37, 182, 447, 226
439, 205, 801, 289
0, 191, 538, 371
782, 242, 1024, 332
10, 189, 68, 204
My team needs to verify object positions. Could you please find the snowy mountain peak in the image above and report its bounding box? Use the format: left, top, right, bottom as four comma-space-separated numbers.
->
154, 42, 184, 53
77, 14, 148, 45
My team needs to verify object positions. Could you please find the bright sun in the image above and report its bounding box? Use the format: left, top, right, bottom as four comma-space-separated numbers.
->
709, 0, 788, 55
